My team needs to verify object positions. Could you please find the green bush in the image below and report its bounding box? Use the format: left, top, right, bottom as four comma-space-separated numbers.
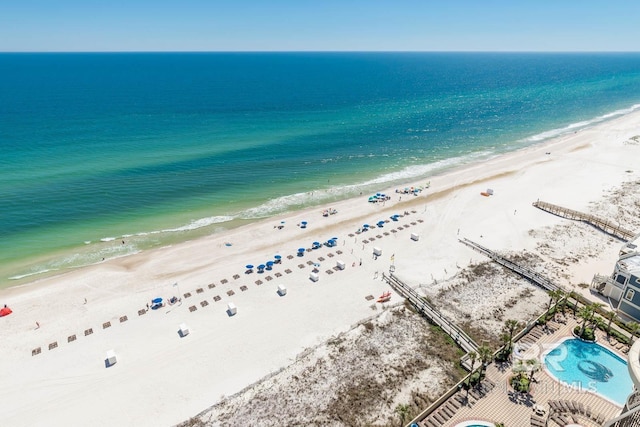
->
573, 326, 595, 341
510, 375, 530, 392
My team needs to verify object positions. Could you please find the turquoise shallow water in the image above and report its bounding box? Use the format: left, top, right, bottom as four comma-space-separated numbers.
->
544, 338, 633, 406
2, 52, 640, 287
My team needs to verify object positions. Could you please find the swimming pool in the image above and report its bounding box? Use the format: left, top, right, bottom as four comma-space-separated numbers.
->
544, 337, 633, 406
453, 421, 494, 427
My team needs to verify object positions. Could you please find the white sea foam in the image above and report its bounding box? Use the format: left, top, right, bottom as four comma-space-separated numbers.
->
525, 104, 640, 143
239, 151, 496, 220
9, 269, 58, 280
100, 237, 116, 242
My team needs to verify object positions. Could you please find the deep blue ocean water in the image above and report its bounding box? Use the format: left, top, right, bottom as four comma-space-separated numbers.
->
2, 52, 640, 286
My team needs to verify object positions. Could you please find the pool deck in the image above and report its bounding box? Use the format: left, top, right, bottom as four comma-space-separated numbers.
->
417, 315, 626, 427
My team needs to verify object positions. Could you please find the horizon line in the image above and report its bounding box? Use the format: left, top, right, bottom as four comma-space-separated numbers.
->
2, 50, 640, 54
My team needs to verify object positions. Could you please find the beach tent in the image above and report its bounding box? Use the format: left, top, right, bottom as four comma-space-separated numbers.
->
411, 233, 420, 241
178, 323, 190, 337
105, 350, 117, 367
227, 302, 237, 316
336, 260, 345, 270
309, 272, 319, 282
277, 284, 287, 296
373, 247, 383, 256
0, 306, 12, 317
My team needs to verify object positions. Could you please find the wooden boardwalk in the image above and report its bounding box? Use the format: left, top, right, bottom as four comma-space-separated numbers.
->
383, 272, 479, 354
532, 200, 635, 242
459, 238, 562, 292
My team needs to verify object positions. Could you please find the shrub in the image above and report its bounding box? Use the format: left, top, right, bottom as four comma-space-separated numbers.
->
510, 375, 530, 392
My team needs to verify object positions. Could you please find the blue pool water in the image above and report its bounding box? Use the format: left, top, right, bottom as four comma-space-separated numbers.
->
544, 338, 633, 406
454, 421, 494, 427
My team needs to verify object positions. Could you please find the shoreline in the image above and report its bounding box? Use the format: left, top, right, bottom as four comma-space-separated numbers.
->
2, 108, 640, 426
5, 103, 640, 289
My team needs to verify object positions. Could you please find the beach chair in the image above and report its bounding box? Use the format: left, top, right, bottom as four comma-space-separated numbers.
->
32, 347, 41, 356
68, 334, 76, 343
227, 290, 235, 296
102, 321, 111, 329
200, 300, 209, 307
213, 295, 221, 302
119, 315, 128, 323
196, 288, 204, 294
240, 285, 248, 291
208, 283, 216, 289
85, 328, 93, 336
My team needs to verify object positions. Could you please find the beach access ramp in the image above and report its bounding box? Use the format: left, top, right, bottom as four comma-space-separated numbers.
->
458, 238, 561, 293
382, 272, 478, 354
532, 200, 635, 242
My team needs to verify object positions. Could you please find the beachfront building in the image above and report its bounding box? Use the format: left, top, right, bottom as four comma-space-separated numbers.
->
593, 234, 640, 322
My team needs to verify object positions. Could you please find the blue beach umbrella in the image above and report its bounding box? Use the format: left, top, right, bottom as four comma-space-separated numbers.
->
298, 248, 305, 252
152, 297, 162, 304
245, 264, 254, 269
363, 224, 370, 228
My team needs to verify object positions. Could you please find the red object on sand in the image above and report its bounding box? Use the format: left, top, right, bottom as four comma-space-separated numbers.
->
0, 307, 12, 317
377, 291, 392, 303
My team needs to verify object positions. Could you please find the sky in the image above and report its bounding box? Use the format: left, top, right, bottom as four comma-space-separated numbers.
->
1, 0, 639, 52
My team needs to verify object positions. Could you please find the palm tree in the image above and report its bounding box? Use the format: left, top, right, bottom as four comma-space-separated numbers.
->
466, 351, 477, 399
503, 319, 520, 353
603, 310, 617, 337
578, 305, 593, 338
526, 358, 540, 382
546, 289, 563, 316
569, 291, 579, 314
628, 321, 640, 346
395, 403, 410, 426
468, 351, 478, 373
477, 345, 493, 380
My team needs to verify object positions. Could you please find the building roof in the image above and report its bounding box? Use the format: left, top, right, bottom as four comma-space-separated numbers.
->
618, 253, 640, 277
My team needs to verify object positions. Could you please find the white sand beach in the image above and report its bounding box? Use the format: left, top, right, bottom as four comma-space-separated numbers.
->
2, 111, 640, 426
